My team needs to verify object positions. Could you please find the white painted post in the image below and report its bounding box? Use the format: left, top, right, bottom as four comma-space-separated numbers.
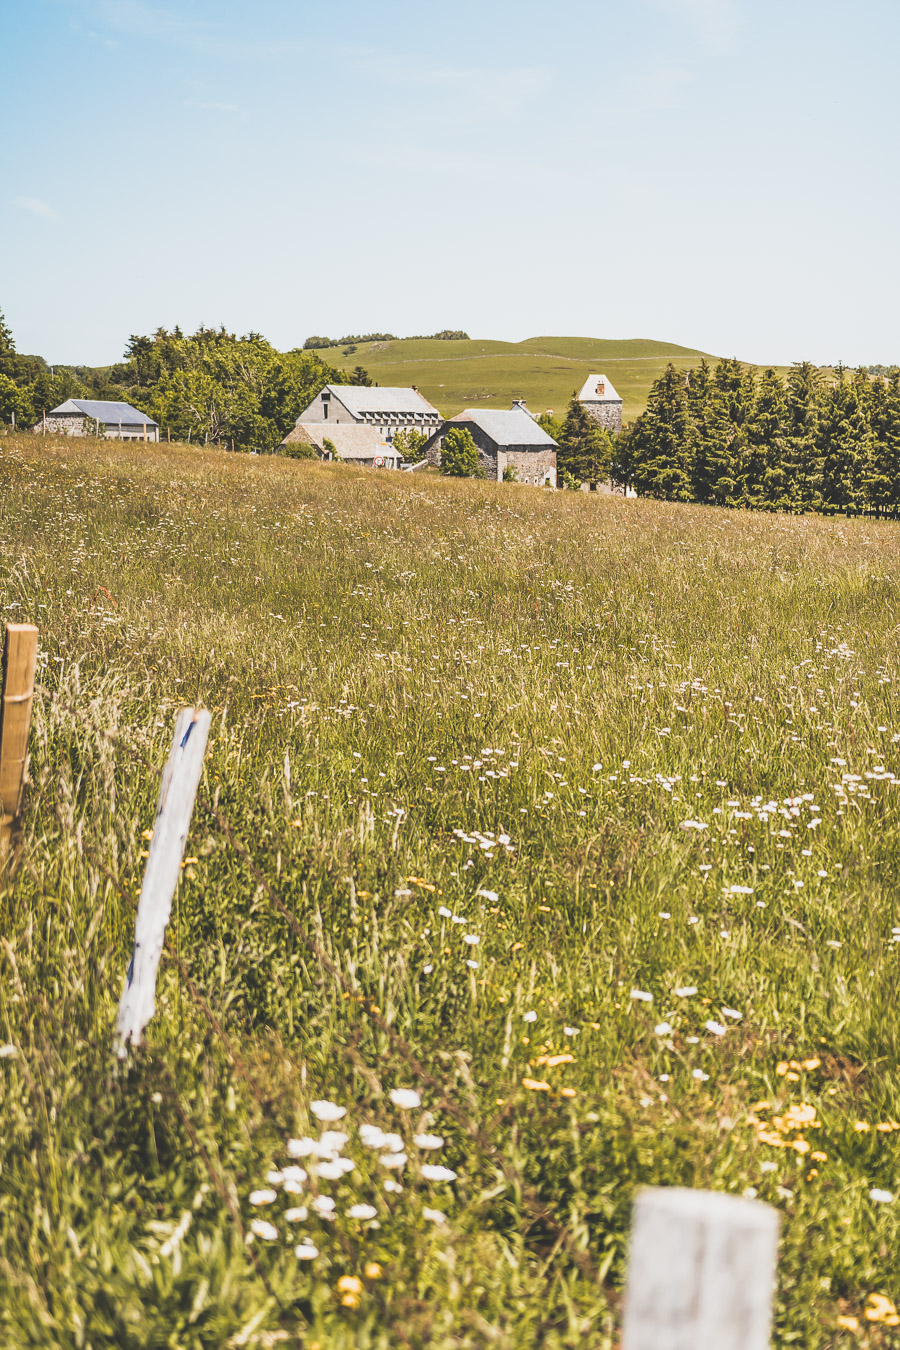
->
621, 1187, 780, 1350
116, 707, 211, 1055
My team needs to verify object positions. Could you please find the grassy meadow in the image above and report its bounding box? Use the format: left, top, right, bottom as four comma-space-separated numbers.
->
319, 335, 723, 420
4, 432, 900, 1347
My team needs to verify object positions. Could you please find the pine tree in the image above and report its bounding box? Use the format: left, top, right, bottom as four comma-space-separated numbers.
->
628, 365, 694, 500
865, 370, 900, 516
744, 370, 785, 508
557, 395, 611, 484
820, 369, 871, 511
786, 362, 824, 512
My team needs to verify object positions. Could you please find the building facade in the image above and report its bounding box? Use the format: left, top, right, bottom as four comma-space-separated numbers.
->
297, 384, 441, 437
577, 374, 623, 433
278, 421, 404, 467
424, 402, 557, 486
36, 399, 160, 441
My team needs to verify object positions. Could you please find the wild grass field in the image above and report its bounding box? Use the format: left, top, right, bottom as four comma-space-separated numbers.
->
320, 336, 723, 420
3, 432, 900, 1348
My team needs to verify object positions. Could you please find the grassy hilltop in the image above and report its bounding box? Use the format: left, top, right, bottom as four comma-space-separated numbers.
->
3, 433, 900, 1347
320, 335, 722, 420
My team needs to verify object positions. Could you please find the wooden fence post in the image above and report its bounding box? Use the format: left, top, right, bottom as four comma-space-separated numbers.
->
0, 624, 39, 863
116, 707, 211, 1055
621, 1187, 780, 1350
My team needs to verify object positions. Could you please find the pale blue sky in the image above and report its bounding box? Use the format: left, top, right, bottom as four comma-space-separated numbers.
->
2, 0, 898, 367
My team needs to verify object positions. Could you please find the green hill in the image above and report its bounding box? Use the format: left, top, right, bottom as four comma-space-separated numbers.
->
322, 335, 722, 420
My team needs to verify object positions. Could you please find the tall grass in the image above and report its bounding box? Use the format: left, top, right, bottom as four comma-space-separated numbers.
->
2, 432, 900, 1347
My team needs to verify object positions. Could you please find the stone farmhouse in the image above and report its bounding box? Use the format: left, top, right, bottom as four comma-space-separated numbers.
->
278, 421, 403, 469
37, 398, 159, 441
296, 384, 441, 436
577, 374, 623, 432
424, 402, 557, 486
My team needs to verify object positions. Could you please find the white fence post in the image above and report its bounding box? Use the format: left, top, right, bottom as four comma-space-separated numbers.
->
621, 1187, 780, 1350
116, 707, 211, 1055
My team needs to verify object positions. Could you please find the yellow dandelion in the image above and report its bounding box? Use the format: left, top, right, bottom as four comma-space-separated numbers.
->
522, 1078, 551, 1091
865, 1293, 900, 1325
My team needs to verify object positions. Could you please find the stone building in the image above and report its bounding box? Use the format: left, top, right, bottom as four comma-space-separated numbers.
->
278, 421, 403, 468
577, 374, 623, 432
36, 398, 159, 441
424, 402, 557, 486
296, 384, 441, 437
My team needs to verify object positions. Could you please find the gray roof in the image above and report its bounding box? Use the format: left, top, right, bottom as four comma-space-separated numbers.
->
280, 422, 403, 462
577, 373, 621, 403
50, 398, 159, 425
322, 385, 440, 417
447, 406, 557, 448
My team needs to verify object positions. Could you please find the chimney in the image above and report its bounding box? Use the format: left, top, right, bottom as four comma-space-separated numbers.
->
512, 398, 528, 410
597, 380, 605, 397
412, 384, 418, 391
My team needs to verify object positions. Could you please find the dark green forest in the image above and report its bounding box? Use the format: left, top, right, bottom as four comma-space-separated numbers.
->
619, 359, 900, 514
0, 312, 350, 451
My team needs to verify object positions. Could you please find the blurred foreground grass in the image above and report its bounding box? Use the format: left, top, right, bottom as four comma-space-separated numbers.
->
2, 433, 900, 1347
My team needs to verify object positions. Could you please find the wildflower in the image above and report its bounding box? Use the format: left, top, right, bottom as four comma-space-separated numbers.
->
760, 1161, 777, 1173
692, 1070, 710, 1082
312, 1196, 336, 1218
722, 1008, 742, 1020
414, 1134, 444, 1150
337, 1274, 364, 1308
380, 1151, 408, 1168
285, 1206, 308, 1222
265, 1170, 285, 1185
854, 1121, 871, 1132
347, 1204, 377, 1220
249, 1189, 278, 1206
869, 1188, 894, 1204
523, 1010, 537, 1022
390, 1088, 422, 1110
560, 1086, 577, 1098
729, 885, 753, 895
423, 1207, 447, 1225
463, 934, 480, 945
294, 1242, 318, 1260
705, 1020, 727, 1037
287, 1137, 317, 1157
466, 959, 479, 969
0, 1045, 18, 1059
477, 889, 499, 901
522, 1078, 551, 1091
564, 1026, 579, 1036
310, 1100, 346, 1123
866, 1294, 900, 1325
421, 1164, 457, 1182
836, 1315, 859, 1331
250, 1219, 278, 1241
654, 1022, 673, 1036
630, 989, 652, 1003
423, 964, 434, 974
365, 1261, 383, 1279
314, 1159, 355, 1180
319, 1131, 349, 1154
675, 986, 698, 997
438, 906, 451, 918
360, 1124, 387, 1148
383, 1178, 403, 1193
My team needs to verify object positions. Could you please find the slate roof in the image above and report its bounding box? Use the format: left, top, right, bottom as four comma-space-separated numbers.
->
280, 422, 403, 462
577, 374, 621, 403
446, 406, 557, 448
315, 385, 440, 418
50, 398, 159, 425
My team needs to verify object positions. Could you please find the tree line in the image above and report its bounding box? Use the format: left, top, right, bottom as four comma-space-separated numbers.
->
0, 312, 352, 452
620, 359, 900, 513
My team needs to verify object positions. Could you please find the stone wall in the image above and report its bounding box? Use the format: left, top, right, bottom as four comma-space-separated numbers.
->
581, 400, 623, 433
34, 415, 158, 440
424, 424, 556, 486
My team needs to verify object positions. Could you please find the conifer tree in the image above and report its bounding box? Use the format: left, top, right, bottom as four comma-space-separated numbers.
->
747, 369, 789, 509
628, 364, 694, 500
786, 362, 825, 512
865, 370, 900, 515
820, 368, 871, 511
557, 395, 611, 484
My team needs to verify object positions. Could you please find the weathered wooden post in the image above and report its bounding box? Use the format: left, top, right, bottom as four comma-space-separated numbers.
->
0, 624, 39, 863
622, 1187, 780, 1350
116, 707, 211, 1054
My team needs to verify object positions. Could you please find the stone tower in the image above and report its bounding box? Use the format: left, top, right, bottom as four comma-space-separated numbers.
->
577, 373, 623, 433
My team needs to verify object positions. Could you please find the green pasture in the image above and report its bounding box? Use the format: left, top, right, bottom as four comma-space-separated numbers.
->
320, 335, 752, 420
1, 433, 899, 1347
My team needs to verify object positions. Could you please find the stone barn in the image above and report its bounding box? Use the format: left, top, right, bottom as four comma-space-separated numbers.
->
296, 384, 441, 437
424, 402, 557, 485
278, 422, 404, 468
37, 398, 159, 440
577, 374, 623, 432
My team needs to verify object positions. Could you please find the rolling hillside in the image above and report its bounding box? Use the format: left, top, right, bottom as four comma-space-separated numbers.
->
320, 335, 723, 420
